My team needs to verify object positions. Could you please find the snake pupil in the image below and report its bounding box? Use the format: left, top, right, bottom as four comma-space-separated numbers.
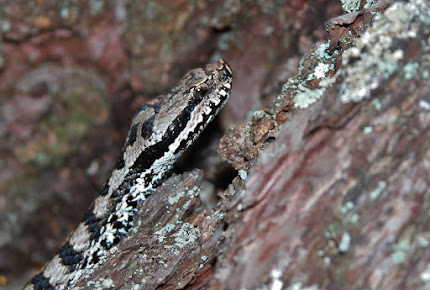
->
195, 83, 209, 97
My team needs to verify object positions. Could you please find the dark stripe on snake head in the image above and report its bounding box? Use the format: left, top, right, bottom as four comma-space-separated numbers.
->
131, 95, 203, 173
134, 103, 161, 116
100, 184, 110, 196
115, 157, 126, 170
141, 114, 156, 139
126, 124, 138, 146
173, 90, 230, 155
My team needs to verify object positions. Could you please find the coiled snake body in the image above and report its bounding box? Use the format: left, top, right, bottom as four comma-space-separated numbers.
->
24, 60, 233, 290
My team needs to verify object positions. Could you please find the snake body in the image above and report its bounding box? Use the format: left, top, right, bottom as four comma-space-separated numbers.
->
24, 60, 233, 290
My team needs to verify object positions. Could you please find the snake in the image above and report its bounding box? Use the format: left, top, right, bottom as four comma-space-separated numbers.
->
24, 59, 233, 290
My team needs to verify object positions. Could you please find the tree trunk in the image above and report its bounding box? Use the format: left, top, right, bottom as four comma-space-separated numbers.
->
1, 0, 429, 289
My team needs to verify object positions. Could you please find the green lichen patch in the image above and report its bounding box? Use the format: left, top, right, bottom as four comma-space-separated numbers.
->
339, 0, 430, 103
421, 264, 430, 285
154, 224, 176, 243
238, 169, 248, 180
338, 232, 352, 253
392, 239, 410, 264
403, 62, 420, 80
277, 41, 339, 109
341, 0, 361, 13
369, 180, 387, 201
340, 201, 355, 214
164, 223, 201, 255
294, 85, 326, 109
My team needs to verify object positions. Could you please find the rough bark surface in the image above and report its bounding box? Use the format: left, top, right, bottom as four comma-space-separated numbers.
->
1, 0, 429, 289
214, 1, 430, 289
71, 170, 226, 289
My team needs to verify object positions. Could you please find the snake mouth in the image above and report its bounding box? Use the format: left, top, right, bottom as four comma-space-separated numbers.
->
212, 59, 233, 104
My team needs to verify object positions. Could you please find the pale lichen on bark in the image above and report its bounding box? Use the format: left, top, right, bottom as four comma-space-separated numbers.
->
212, 0, 430, 289
338, 0, 430, 103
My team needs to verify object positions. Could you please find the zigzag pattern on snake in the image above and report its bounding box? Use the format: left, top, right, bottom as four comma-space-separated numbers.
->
24, 60, 233, 290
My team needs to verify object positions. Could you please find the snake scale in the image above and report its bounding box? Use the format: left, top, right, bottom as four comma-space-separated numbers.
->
24, 59, 233, 290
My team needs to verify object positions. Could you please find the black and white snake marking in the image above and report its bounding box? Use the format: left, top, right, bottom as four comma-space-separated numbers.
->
24, 60, 233, 290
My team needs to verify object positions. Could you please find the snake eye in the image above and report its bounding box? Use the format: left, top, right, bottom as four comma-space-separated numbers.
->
195, 83, 209, 97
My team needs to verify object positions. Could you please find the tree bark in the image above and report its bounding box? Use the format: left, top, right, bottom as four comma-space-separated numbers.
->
1, 0, 429, 289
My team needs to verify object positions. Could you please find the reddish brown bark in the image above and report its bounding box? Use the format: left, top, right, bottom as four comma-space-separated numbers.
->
2, 0, 429, 289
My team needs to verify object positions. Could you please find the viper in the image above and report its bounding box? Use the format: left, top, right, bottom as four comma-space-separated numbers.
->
24, 59, 233, 290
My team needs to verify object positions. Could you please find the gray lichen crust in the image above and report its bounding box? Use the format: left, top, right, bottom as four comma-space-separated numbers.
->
283, 0, 430, 109
338, 0, 430, 103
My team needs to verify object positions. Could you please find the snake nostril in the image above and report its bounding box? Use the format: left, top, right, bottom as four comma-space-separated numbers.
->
217, 59, 233, 79
219, 68, 232, 83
